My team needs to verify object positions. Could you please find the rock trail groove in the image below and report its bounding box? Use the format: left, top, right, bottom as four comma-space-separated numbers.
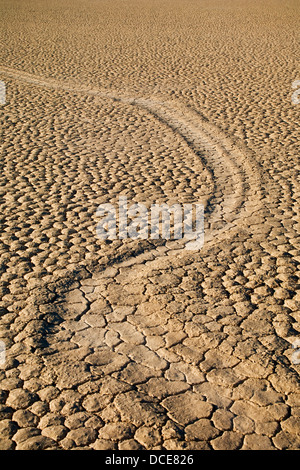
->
0, 66, 265, 243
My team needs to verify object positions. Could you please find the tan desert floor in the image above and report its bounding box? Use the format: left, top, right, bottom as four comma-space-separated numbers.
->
0, 0, 299, 450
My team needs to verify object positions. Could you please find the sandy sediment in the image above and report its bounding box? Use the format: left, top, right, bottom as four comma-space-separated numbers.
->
0, 0, 299, 450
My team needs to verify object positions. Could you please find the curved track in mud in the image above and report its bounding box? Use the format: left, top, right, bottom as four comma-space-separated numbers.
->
0, 66, 265, 245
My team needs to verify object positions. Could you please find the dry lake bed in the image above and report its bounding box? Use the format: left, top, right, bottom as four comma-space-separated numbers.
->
0, 0, 299, 451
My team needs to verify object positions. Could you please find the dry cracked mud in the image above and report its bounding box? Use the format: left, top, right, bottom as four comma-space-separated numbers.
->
0, 0, 299, 451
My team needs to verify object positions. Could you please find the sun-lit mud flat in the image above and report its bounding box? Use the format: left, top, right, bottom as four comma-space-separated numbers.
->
0, 0, 299, 450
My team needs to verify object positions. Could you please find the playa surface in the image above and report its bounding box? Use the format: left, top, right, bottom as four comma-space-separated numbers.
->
0, 0, 299, 450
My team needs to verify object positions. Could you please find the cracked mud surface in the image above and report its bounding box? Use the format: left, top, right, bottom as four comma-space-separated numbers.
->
0, 0, 299, 450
